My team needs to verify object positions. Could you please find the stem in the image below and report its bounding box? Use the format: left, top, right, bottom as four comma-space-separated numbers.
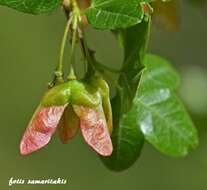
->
77, 19, 120, 77
78, 22, 97, 76
67, 0, 82, 80
78, 30, 121, 89
67, 15, 78, 80
94, 62, 121, 73
78, 32, 88, 73
56, 15, 73, 79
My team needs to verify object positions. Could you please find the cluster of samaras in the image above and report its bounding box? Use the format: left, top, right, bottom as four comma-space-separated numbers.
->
20, 77, 113, 156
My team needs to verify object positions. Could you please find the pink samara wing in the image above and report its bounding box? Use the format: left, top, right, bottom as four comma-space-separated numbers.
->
20, 105, 66, 155
73, 105, 113, 156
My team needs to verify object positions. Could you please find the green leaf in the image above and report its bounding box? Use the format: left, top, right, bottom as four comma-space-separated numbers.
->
0, 0, 62, 14
134, 54, 199, 156
120, 17, 151, 96
86, 0, 145, 29
101, 96, 144, 171
101, 20, 150, 171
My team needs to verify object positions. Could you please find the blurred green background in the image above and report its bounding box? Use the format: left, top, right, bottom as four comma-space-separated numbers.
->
0, 1, 207, 190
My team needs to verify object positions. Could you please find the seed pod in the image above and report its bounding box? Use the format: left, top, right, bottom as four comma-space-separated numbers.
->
20, 79, 104, 155
97, 78, 113, 135
42, 80, 100, 108
89, 76, 113, 135
42, 82, 71, 107
58, 104, 79, 144
69, 80, 100, 107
